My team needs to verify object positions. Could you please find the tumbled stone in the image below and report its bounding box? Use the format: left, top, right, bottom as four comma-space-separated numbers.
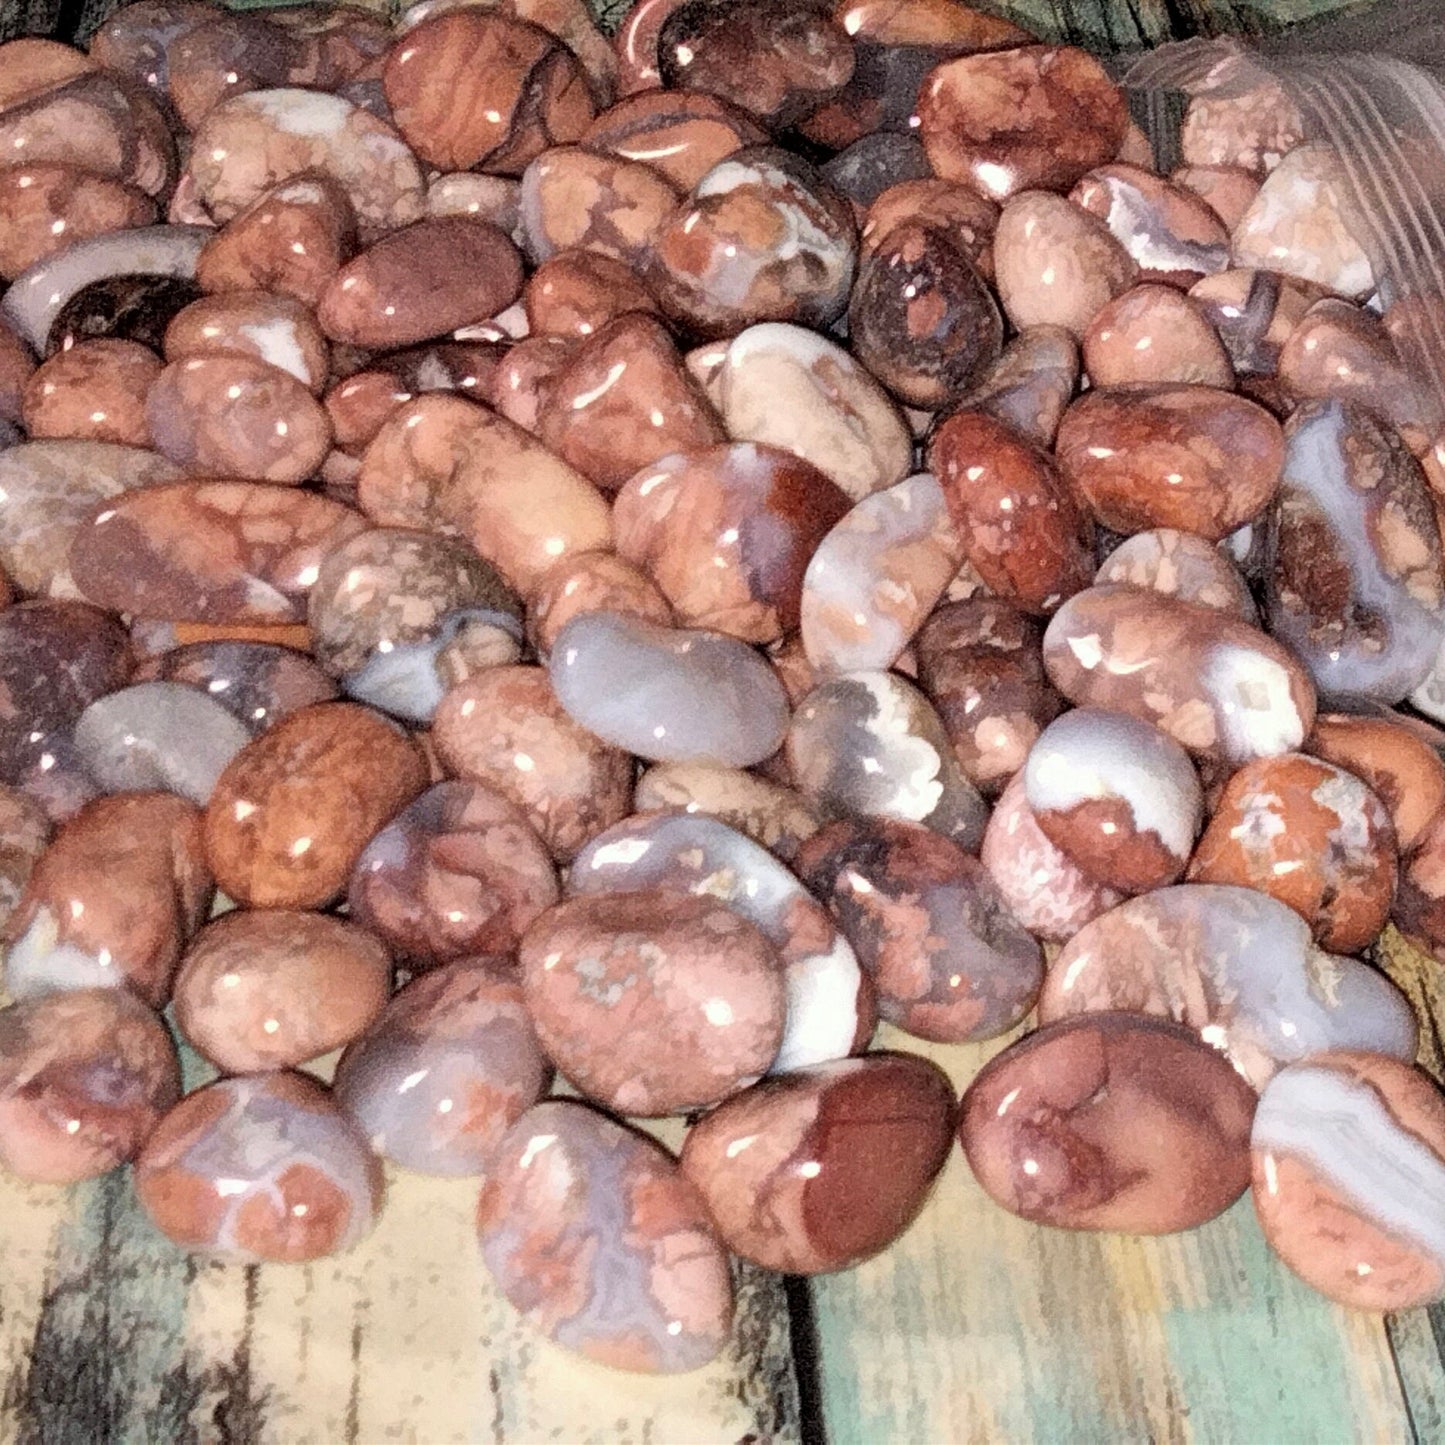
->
1252, 1052, 1445, 1311
584, 89, 764, 191
521, 889, 785, 1112
427, 171, 525, 244
993, 190, 1136, 339
334, 959, 549, 1175
0, 788, 50, 935
527, 551, 671, 655
1056, 384, 1282, 541
1231, 145, 1373, 299
348, 780, 557, 966
0, 988, 180, 1184
960, 1011, 1256, 1233
1096, 528, 1256, 621
134, 641, 338, 734
1042, 884, 1416, 1089
477, 1099, 732, 1371
799, 816, 1041, 1043
551, 611, 791, 766
307, 527, 522, 723
166, 10, 324, 129
89, 0, 217, 109
1082, 285, 1234, 388
788, 670, 987, 847
1190, 270, 1312, 382
928, 408, 1094, 615
801, 473, 961, 676
537, 314, 724, 491
21, 340, 160, 448
174, 909, 390, 1074
955, 326, 1077, 448
680, 1053, 954, 1273
318, 217, 524, 349
384, 12, 593, 175
204, 701, 428, 908
570, 812, 870, 1071
1189, 752, 1395, 953
1395, 803, 1445, 960
0, 321, 32, 423
195, 173, 357, 307
72, 681, 250, 804
134, 1072, 382, 1263
1265, 399, 1445, 704
614, 442, 848, 643
6, 792, 212, 1007
914, 598, 1062, 797
848, 220, 1002, 409
980, 771, 1121, 942
918, 45, 1126, 200
523, 249, 659, 339
634, 762, 823, 858
188, 88, 425, 239
705, 322, 912, 501
0, 164, 155, 282
834, 0, 1029, 45
1173, 163, 1261, 230
1180, 84, 1303, 177
431, 665, 632, 861
646, 148, 856, 338
72, 481, 367, 624
163, 290, 329, 392
2, 226, 206, 354
482, 334, 575, 432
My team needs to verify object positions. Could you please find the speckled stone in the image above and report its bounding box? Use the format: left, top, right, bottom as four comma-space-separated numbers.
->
133, 641, 339, 734
520, 889, 785, 1114
5, 792, 212, 1008
334, 960, 550, 1176
1252, 1051, 1445, 1311
21, 340, 160, 448
0, 988, 180, 1184
960, 1011, 1256, 1233
1180, 83, 1303, 177
476, 1100, 733, 1371
1095, 528, 1256, 621
634, 762, 823, 859
174, 910, 391, 1073
1040, 884, 1417, 1089
204, 701, 428, 908
134, 1072, 382, 1264
431, 665, 633, 862
0, 164, 155, 282
680, 1053, 955, 1273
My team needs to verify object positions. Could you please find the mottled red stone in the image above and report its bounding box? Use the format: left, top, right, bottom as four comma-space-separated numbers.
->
523, 249, 660, 339
583, 89, 764, 191
22, 339, 160, 448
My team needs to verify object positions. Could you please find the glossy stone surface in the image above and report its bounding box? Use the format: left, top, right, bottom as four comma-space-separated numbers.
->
981, 771, 1122, 942
527, 551, 671, 655
384, 12, 593, 174
520, 889, 785, 1113
1025, 708, 1201, 893
476, 1100, 733, 1371
195, 173, 358, 307
40, 268, 202, 360
801, 473, 962, 676
1082, 285, 1234, 389
646, 148, 856, 338
0, 988, 180, 1184
798, 816, 1041, 1043
704, 322, 912, 501
432, 665, 632, 862
1189, 267, 1314, 377
1266, 400, 1445, 705
614, 442, 848, 643
523, 248, 660, 339
918, 45, 1126, 200
188, 88, 425, 240
788, 671, 988, 847
1180, 83, 1304, 177
134, 1072, 382, 1264
307, 526, 522, 723
0, 163, 154, 282
348, 780, 557, 966
634, 762, 823, 859
1252, 1052, 1445, 1310
1041, 884, 1418, 1089
0, 788, 50, 935
5, 792, 212, 1008
914, 598, 1063, 797
334, 960, 549, 1176
848, 221, 1002, 410
957, 325, 1078, 448
583, 90, 763, 194
960, 1012, 1256, 1233
0, 320, 32, 424
1056, 385, 1282, 541
21, 339, 158, 447
549, 611, 790, 767
928, 408, 1094, 615
174, 910, 391, 1073
72, 481, 367, 624
72, 681, 250, 804
992, 191, 1136, 339
538, 315, 724, 491
680, 1053, 955, 1273
570, 811, 870, 1071
1042, 584, 1316, 767
134, 641, 339, 734
204, 702, 428, 908
1189, 753, 1396, 953
1096, 528, 1256, 621
163, 290, 330, 393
